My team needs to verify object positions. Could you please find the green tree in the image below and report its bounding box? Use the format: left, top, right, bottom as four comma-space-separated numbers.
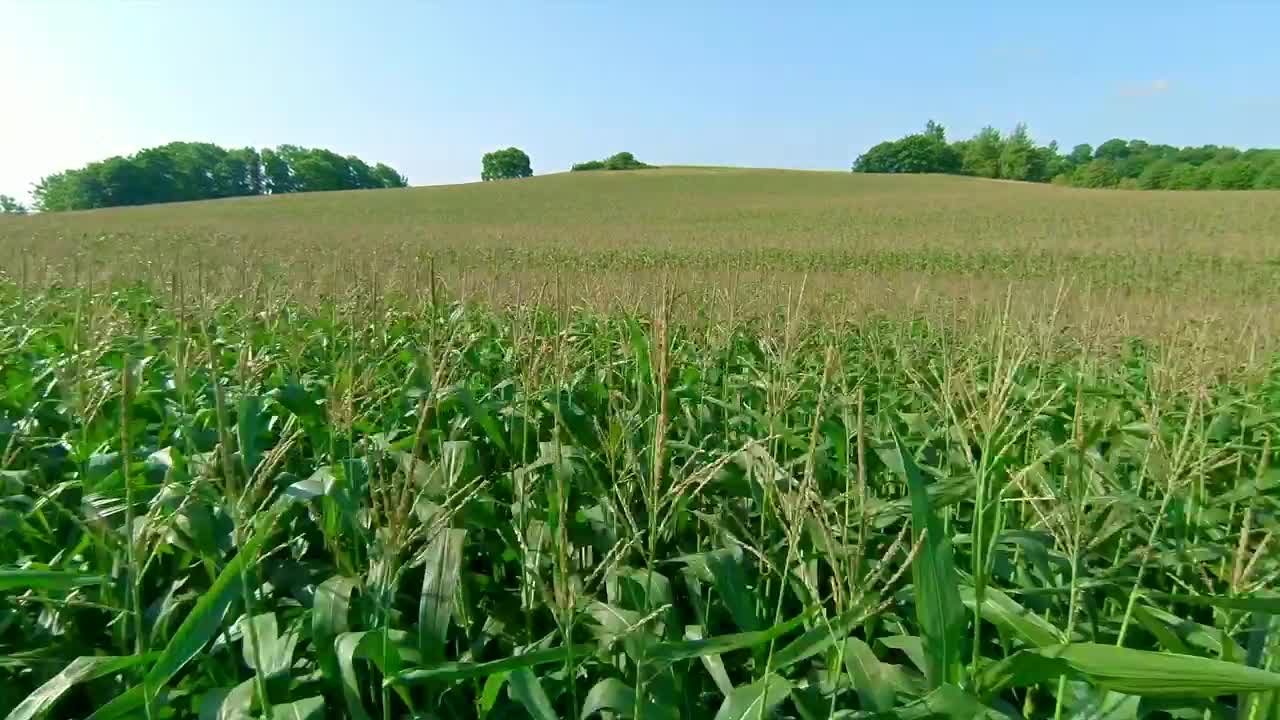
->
851, 121, 960, 174
260, 148, 294, 194
1074, 159, 1119, 188
573, 152, 650, 171
997, 123, 1039, 181
852, 126, 960, 174
1211, 160, 1258, 190
962, 126, 1003, 178
844, 123, 1280, 190
1214, 147, 1241, 163
1166, 163, 1200, 190
852, 141, 902, 173
1094, 138, 1130, 162
1255, 161, 1280, 189
0, 194, 27, 214
1067, 143, 1093, 167
1137, 159, 1175, 189
1175, 145, 1218, 165
29, 141, 405, 210
1192, 163, 1218, 189
284, 147, 354, 191
1036, 140, 1067, 181
603, 152, 648, 170
482, 147, 533, 181
372, 163, 409, 188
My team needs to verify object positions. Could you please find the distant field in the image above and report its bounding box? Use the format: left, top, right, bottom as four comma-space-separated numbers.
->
3, 168, 1279, 342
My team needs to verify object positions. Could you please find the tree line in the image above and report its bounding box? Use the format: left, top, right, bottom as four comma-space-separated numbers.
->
571, 151, 650, 172
852, 122, 1280, 190
32, 141, 408, 212
478, 148, 651, 180
0, 195, 26, 215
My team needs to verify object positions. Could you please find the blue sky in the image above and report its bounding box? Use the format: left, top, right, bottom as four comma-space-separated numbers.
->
2, 1, 1277, 201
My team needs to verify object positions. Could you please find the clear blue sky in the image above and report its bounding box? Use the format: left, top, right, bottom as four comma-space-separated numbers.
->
3, 1, 1278, 201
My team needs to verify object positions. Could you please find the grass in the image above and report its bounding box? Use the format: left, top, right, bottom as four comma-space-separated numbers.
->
1, 168, 1279, 719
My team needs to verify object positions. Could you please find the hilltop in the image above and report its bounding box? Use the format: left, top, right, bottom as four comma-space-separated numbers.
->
5, 167, 1278, 255
2, 167, 1278, 338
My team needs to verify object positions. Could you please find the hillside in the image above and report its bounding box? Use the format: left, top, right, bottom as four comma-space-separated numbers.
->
7, 168, 1279, 255
3, 167, 1279, 338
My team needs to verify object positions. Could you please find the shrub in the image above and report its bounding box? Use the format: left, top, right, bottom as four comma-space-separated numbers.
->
572, 152, 650, 172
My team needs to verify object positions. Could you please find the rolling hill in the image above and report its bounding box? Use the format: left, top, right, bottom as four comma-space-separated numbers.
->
2, 167, 1278, 337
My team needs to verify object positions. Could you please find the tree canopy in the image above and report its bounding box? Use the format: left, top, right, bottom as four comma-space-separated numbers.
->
481, 148, 533, 181
0, 195, 27, 215
32, 141, 407, 212
853, 122, 1280, 190
571, 151, 651, 171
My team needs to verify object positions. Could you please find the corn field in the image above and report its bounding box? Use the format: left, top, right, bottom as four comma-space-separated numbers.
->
2, 169, 1280, 719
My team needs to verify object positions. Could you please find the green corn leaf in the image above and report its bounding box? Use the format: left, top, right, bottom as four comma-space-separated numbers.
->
313, 575, 357, 686
337, 629, 420, 720
580, 678, 635, 719
706, 548, 760, 633
890, 683, 988, 720
0, 570, 106, 592
202, 678, 255, 720
677, 548, 759, 633
89, 505, 281, 720
888, 433, 965, 688
456, 387, 510, 455
236, 393, 266, 479
1055, 643, 1280, 697
239, 612, 298, 675
960, 584, 1063, 648
1127, 603, 1191, 655
479, 673, 508, 720
772, 596, 874, 670
418, 527, 466, 663
1152, 592, 1280, 615
981, 643, 1280, 698
684, 625, 733, 697
880, 635, 929, 676
6, 654, 157, 720
645, 612, 807, 667
712, 673, 791, 720
580, 677, 681, 720
1134, 604, 1244, 659
843, 637, 897, 712
788, 685, 833, 720
388, 644, 596, 686
270, 696, 326, 720
508, 668, 558, 720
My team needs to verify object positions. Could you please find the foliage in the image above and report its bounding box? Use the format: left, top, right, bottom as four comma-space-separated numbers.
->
1212, 160, 1259, 190
5, 165, 1280, 714
481, 147, 533, 181
572, 151, 652, 172
962, 126, 1003, 179
0, 194, 27, 215
1073, 159, 1119, 188
852, 121, 961, 174
1, 275, 1280, 719
997, 123, 1045, 182
854, 123, 1280, 191
1257, 161, 1280, 190
1137, 159, 1176, 189
31, 142, 407, 212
